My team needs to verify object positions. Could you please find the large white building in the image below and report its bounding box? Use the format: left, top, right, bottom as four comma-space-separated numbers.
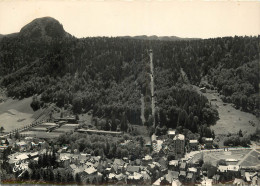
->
173, 134, 185, 158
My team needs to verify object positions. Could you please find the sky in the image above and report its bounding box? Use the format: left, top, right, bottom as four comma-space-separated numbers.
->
0, 0, 259, 39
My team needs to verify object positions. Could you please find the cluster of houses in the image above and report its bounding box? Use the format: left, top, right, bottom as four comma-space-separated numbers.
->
153, 160, 201, 185
57, 152, 163, 184
150, 129, 213, 159
1, 124, 260, 185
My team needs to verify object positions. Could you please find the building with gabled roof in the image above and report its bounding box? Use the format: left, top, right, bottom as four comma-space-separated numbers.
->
84, 166, 97, 175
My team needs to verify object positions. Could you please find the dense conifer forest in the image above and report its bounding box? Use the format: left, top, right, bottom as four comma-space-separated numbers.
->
0, 18, 259, 134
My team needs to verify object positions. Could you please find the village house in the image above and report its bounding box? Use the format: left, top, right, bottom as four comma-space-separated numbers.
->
180, 162, 187, 171
168, 160, 179, 171
179, 170, 186, 182
158, 157, 168, 173
172, 179, 182, 186
167, 129, 176, 138
141, 171, 151, 184
142, 155, 152, 166
58, 153, 71, 167
243, 171, 259, 184
113, 158, 125, 167
152, 177, 164, 185
15, 141, 28, 151
204, 138, 213, 149
115, 173, 127, 183
189, 139, 199, 151
84, 166, 97, 176
186, 172, 195, 183
188, 167, 197, 174
69, 163, 77, 172
165, 170, 179, 184
173, 134, 185, 158
225, 158, 238, 165
9, 153, 29, 166
111, 164, 124, 174
188, 167, 199, 180
218, 165, 240, 173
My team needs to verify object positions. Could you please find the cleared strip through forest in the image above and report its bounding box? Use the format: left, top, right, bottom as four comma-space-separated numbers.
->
149, 50, 155, 126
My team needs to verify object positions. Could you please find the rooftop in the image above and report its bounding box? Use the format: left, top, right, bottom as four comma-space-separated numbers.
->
169, 160, 179, 166
166, 171, 179, 182
187, 172, 194, 179
180, 162, 186, 169
143, 155, 152, 161
188, 167, 197, 173
189, 139, 198, 143
168, 130, 176, 135
179, 171, 186, 176
16, 154, 29, 161
173, 134, 185, 141
84, 167, 97, 175
113, 158, 125, 166
128, 172, 143, 180
205, 138, 213, 141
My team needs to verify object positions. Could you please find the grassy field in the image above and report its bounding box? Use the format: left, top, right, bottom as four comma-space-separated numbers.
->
0, 98, 36, 132
192, 86, 260, 136
0, 97, 34, 115
190, 148, 260, 168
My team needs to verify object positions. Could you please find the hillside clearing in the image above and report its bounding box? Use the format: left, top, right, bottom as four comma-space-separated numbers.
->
0, 97, 45, 132
192, 86, 260, 136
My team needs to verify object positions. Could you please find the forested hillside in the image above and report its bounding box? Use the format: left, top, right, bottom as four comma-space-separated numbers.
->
0, 17, 258, 133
